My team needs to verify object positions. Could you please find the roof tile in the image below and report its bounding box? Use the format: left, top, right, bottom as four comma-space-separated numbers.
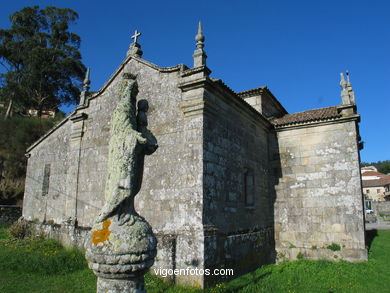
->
272, 106, 341, 126
362, 178, 390, 188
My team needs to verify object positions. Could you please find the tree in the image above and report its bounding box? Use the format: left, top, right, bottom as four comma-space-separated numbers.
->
0, 114, 65, 204
0, 6, 86, 118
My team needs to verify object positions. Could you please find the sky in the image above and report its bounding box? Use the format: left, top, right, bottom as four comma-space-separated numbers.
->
0, 0, 389, 163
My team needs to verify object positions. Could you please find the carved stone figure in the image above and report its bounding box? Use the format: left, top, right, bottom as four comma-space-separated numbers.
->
86, 73, 158, 293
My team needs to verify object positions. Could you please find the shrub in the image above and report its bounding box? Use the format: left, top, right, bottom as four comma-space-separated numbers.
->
327, 243, 341, 251
7, 219, 31, 239
0, 115, 65, 204
0, 176, 25, 205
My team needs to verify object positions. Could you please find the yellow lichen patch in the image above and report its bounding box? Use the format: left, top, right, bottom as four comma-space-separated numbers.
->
92, 219, 111, 246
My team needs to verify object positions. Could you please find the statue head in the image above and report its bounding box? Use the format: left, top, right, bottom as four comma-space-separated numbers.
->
120, 72, 139, 105
137, 99, 149, 112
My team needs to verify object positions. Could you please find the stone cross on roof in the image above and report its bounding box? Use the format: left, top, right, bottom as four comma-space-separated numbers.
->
131, 30, 141, 44
127, 29, 143, 57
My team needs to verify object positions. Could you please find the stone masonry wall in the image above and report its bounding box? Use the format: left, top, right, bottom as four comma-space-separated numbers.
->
274, 120, 367, 262
23, 57, 205, 287
202, 88, 275, 282
372, 201, 390, 222
23, 121, 71, 223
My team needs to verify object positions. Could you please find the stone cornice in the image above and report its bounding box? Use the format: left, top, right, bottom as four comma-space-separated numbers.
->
181, 65, 211, 77
178, 76, 272, 130
70, 112, 88, 123
274, 114, 360, 132
178, 76, 211, 91
236, 86, 266, 98
89, 56, 186, 101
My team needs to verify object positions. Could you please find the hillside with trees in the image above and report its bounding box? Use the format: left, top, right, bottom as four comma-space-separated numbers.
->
0, 114, 65, 204
0, 6, 85, 204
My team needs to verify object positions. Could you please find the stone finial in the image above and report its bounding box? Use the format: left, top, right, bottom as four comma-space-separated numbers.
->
195, 21, 205, 49
340, 72, 351, 105
127, 29, 143, 58
346, 70, 356, 104
83, 68, 91, 91
193, 21, 207, 68
340, 72, 347, 89
79, 68, 91, 106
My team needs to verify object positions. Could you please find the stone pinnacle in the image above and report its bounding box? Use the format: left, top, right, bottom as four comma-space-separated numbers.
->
195, 21, 205, 49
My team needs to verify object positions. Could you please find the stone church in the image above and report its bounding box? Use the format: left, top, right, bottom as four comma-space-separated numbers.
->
22, 24, 367, 287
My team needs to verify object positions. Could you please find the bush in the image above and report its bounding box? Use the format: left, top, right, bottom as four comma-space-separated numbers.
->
7, 219, 31, 239
0, 115, 65, 204
0, 176, 25, 204
326, 243, 341, 251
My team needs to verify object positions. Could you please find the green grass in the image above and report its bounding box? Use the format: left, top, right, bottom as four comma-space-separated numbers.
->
0, 225, 96, 293
1, 225, 390, 292
211, 230, 390, 293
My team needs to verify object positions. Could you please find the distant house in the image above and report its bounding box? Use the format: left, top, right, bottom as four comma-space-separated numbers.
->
0, 101, 55, 118
361, 166, 377, 172
361, 167, 390, 201
361, 166, 387, 180
27, 109, 56, 119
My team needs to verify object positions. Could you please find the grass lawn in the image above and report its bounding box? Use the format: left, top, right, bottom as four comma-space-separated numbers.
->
0, 225, 96, 293
0, 225, 389, 292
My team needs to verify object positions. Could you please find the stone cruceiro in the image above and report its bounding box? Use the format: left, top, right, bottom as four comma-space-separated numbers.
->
85, 74, 158, 293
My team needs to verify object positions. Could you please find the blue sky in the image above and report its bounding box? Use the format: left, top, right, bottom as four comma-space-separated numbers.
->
1, 0, 389, 163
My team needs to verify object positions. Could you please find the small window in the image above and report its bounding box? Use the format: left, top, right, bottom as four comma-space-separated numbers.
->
366, 189, 370, 194
377, 189, 381, 193
42, 164, 51, 196
244, 168, 254, 206
365, 200, 372, 210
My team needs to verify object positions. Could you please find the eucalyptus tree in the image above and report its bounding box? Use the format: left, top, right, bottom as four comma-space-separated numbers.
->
0, 6, 86, 119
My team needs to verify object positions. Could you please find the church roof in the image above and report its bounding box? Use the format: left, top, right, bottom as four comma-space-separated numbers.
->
362, 171, 386, 176
362, 178, 390, 188
236, 86, 288, 116
236, 86, 267, 97
272, 106, 341, 127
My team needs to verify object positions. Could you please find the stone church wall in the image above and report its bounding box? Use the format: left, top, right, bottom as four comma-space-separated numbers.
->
21, 51, 368, 287
274, 120, 367, 262
202, 89, 276, 282
23, 121, 71, 223
23, 58, 206, 286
